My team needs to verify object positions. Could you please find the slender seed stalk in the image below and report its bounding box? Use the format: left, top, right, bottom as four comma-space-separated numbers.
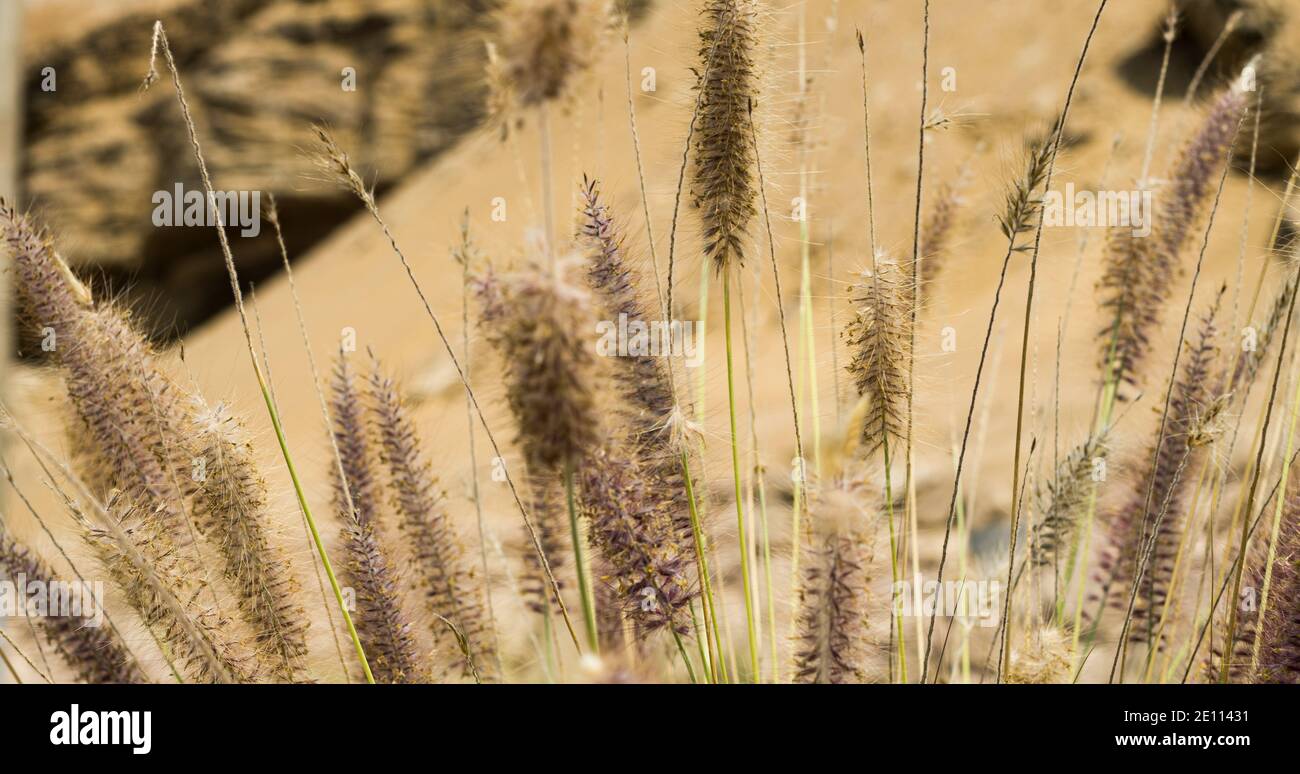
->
141, 22, 374, 683
723, 271, 761, 682
564, 460, 599, 653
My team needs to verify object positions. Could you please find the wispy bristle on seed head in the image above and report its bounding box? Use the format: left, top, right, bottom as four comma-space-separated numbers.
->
843, 256, 911, 458
692, 0, 761, 272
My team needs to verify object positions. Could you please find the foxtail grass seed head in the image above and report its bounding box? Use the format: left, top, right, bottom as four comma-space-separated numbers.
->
1095, 297, 1225, 635
0, 531, 146, 684
84, 493, 258, 684
190, 399, 310, 682
1098, 70, 1247, 389
366, 355, 498, 681
1004, 625, 1075, 684
4, 205, 198, 546
579, 177, 700, 559
1229, 459, 1300, 683
791, 477, 878, 684
578, 447, 696, 636
692, 0, 761, 272
917, 174, 965, 286
496, 0, 607, 109
477, 258, 602, 472
329, 350, 424, 683
843, 255, 911, 458
998, 123, 1060, 251
1030, 430, 1108, 567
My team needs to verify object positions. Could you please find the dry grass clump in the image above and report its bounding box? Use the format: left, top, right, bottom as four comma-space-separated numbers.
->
8, 3, 1300, 688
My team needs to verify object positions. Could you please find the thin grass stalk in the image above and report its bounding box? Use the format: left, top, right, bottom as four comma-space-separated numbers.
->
262, 197, 352, 682
900, 0, 930, 679
682, 454, 721, 683
1221, 263, 1300, 680
748, 103, 808, 631
722, 271, 761, 681
563, 460, 599, 653
0, 628, 50, 683
922, 125, 1061, 680
1138, 5, 1178, 187
998, 0, 1108, 682
739, 266, 779, 679
451, 217, 505, 679
141, 23, 373, 683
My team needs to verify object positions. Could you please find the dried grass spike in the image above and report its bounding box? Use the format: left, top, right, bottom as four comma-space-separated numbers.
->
692, 0, 761, 272
366, 355, 498, 681
190, 400, 309, 682
0, 532, 145, 684
843, 255, 911, 458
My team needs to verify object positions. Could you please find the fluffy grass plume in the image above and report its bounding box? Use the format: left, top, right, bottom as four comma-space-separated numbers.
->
83, 494, 257, 684
1228, 460, 1300, 683
578, 176, 699, 558
692, 0, 760, 272
1098, 70, 1249, 389
475, 259, 602, 472
330, 351, 424, 684
2, 205, 196, 546
366, 355, 498, 681
1095, 299, 1226, 638
496, 0, 607, 109
1004, 625, 1075, 684
843, 255, 912, 458
0, 530, 146, 684
791, 477, 879, 684
578, 447, 695, 636
1030, 429, 1108, 567
190, 400, 309, 682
